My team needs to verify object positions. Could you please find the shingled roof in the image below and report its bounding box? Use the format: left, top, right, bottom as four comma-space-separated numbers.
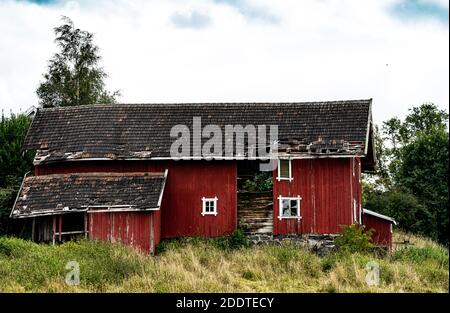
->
11, 172, 167, 218
23, 99, 375, 168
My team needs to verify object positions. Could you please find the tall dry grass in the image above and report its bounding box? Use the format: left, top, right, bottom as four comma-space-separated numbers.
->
0, 231, 448, 292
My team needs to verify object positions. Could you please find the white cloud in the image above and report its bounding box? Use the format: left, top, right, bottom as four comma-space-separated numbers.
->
0, 0, 448, 125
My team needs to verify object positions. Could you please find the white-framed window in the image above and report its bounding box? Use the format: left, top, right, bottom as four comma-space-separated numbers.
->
278, 196, 301, 220
201, 197, 218, 216
277, 159, 293, 181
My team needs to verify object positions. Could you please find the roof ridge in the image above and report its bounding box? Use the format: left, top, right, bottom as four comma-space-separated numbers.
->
39, 99, 373, 111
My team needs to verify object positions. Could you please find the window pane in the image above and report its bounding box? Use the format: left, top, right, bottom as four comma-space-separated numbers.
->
282, 199, 290, 216
290, 200, 298, 216
279, 160, 290, 178
204, 200, 215, 213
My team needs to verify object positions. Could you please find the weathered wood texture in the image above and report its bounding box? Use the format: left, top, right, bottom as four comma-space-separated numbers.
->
89, 210, 159, 254
273, 157, 362, 235
238, 191, 273, 234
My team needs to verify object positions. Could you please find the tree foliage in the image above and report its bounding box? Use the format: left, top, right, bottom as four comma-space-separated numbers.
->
0, 114, 34, 188
398, 128, 448, 243
364, 103, 449, 245
0, 114, 34, 235
36, 16, 120, 107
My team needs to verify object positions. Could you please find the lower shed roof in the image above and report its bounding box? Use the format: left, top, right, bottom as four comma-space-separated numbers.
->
10, 171, 167, 218
363, 209, 397, 225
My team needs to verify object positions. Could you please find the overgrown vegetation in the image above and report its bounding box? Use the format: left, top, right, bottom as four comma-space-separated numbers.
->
0, 231, 447, 292
157, 229, 249, 253
242, 172, 273, 192
334, 224, 375, 254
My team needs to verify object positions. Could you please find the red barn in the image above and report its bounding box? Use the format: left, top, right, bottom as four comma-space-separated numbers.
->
10, 99, 395, 253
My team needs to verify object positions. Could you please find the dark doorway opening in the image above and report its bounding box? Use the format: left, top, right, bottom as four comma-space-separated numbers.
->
236, 160, 273, 234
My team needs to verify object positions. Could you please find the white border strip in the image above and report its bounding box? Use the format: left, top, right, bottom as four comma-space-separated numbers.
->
363, 208, 397, 225
9, 171, 30, 218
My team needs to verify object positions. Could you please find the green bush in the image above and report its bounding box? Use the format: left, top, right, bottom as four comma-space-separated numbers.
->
242, 172, 273, 192
0, 236, 36, 258
213, 229, 249, 250
242, 179, 258, 192
335, 224, 375, 253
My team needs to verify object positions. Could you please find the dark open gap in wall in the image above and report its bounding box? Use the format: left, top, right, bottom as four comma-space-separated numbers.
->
30, 213, 86, 243
236, 160, 273, 234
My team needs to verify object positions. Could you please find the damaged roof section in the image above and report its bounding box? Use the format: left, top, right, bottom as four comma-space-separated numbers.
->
11, 172, 167, 218
23, 99, 374, 166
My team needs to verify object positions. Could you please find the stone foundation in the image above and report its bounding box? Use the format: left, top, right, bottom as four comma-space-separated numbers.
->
246, 233, 340, 256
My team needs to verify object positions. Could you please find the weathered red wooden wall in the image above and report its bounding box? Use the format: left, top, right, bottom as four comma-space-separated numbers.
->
36, 160, 237, 239
362, 213, 393, 251
273, 157, 361, 235
352, 156, 362, 225
89, 210, 159, 254
153, 210, 161, 246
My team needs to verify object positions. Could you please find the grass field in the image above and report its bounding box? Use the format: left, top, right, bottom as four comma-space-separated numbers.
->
0, 231, 448, 292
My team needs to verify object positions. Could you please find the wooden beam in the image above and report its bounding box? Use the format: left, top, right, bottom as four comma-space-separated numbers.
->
58, 215, 62, 242
84, 212, 88, 239
31, 217, 35, 242
150, 213, 154, 254
52, 215, 56, 245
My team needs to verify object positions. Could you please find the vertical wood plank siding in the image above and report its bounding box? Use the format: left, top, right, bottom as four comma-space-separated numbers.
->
273, 158, 362, 235
362, 214, 393, 252
88, 211, 157, 254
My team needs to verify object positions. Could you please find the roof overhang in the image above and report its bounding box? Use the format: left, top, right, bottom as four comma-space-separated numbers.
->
361, 100, 377, 172
10, 171, 168, 219
363, 208, 397, 225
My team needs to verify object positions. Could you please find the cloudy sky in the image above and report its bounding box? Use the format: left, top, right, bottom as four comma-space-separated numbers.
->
0, 0, 448, 124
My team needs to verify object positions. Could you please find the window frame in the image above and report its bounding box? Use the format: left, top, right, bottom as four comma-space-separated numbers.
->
277, 195, 301, 220
201, 197, 218, 216
276, 159, 293, 182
